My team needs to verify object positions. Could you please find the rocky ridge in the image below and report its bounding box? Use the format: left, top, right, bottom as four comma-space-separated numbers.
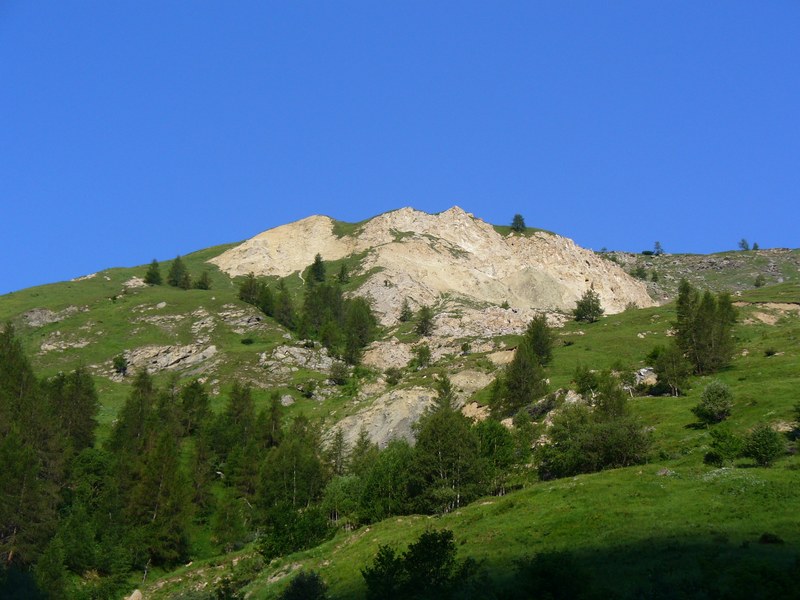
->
209, 206, 655, 325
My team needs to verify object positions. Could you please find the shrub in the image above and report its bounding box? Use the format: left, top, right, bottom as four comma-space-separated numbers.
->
112, 354, 128, 376
692, 380, 733, 425
409, 344, 431, 369
329, 361, 349, 386
384, 367, 402, 386
704, 426, 743, 467
754, 274, 766, 288
279, 571, 328, 600
743, 423, 784, 467
415, 305, 434, 336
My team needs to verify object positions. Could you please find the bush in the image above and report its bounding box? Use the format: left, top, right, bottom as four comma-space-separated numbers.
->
704, 426, 744, 467
329, 361, 349, 386
409, 344, 431, 369
692, 380, 733, 425
279, 571, 328, 600
384, 367, 402, 386
743, 423, 784, 467
754, 274, 766, 288
112, 354, 128, 376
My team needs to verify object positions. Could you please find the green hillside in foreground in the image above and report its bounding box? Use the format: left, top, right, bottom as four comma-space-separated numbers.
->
142, 283, 800, 599
1, 238, 798, 599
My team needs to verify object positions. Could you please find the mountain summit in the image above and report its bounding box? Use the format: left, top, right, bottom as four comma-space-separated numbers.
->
210, 206, 654, 325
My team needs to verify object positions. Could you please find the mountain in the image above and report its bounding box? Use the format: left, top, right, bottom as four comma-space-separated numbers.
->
210, 206, 654, 325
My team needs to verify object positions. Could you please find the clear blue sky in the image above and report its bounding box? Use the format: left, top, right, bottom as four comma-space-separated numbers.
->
2, 2, 798, 295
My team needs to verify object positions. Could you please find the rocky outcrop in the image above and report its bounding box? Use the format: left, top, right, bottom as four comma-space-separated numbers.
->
209, 206, 654, 327
334, 386, 437, 448
126, 344, 218, 373
23, 305, 86, 327
259, 344, 335, 380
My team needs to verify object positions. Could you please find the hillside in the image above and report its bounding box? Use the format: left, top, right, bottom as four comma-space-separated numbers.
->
143, 282, 800, 599
0, 210, 798, 599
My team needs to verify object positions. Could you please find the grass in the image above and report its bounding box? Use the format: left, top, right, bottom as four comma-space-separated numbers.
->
2, 241, 798, 598
140, 282, 800, 599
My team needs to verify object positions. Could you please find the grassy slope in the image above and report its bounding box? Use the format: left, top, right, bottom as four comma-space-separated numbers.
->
147, 282, 800, 599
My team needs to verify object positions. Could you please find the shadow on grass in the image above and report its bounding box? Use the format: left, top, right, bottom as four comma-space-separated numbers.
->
480, 536, 800, 600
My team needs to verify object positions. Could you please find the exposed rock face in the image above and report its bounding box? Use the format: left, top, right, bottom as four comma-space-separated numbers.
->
126, 344, 218, 373
333, 386, 436, 448
23, 306, 85, 327
209, 206, 654, 326
259, 344, 335, 380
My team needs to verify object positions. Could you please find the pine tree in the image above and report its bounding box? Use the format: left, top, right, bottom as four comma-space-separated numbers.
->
524, 314, 554, 367
238, 272, 261, 305
127, 430, 191, 565
44, 366, 100, 453
415, 305, 434, 336
275, 280, 296, 330
310, 253, 326, 282
337, 263, 350, 284
144, 259, 162, 285
500, 339, 548, 415
167, 256, 188, 287
398, 298, 413, 323
510, 214, 526, 233
573, 288, 604, 323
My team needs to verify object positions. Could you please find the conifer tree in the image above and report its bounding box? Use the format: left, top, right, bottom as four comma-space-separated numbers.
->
415, 305, 434, 336
167, 255, 188, 288
275, 280, 296, 330
511, 214, 526, 233
398, 298, 413, 323
524, 314, 554, 367
45, 366, 100, 453
238, 272, 261, 305
310, 253, 326, 282
573, 288, 604, 323
144, 259, 162, 285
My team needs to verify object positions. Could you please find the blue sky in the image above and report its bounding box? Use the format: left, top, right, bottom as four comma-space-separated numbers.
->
2, 2, 798, 295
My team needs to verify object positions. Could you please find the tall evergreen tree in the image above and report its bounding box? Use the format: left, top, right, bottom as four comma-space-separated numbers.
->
524, 314, 554, 367
44, 367, 100, 453
573, 288, 604, 323
194, 270, 212, 290
510, 214, 526, 233
275, 280, 296, 330
415, 305, 434, 336
310, 253, 326, 282
167, 256, 188, 288
499, 339, 548, 416
144, 259, 162, 285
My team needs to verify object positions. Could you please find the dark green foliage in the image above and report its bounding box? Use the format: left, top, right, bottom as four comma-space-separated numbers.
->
358, 440, 415, 523
675, 280, 737, 374
415, 305, 434, 336
752, 242, 759, 250
195, 270, 212, 290
44, 366, 99, 452
738, 238, 750, 251
410, 343, 431, 369
348, 426, 379, 477
652, 344, 692, 396
475, 419, 516, 495
144, 259, 162, 285
126, 429, 192, 565
329, 361, 349, 385
654, 241, 664, 256
412, 400, 483, 513
495, 337, 548, 416
362, 529, 485, 600
630, 265, 648, 280
310, 253, 326, 282
705, 427, 744, 467
211, 494, 247, 552
337, 263, 350, 284
343, 297, 377, 365
524, 314, 554, 367
238, 272, 261, 305
510, 214, 526, 233
279, 571, 329, 600
274, 280, 296, 329
259, 415, 326, 509
385, 367, 402, 386
573, 364, 599, 397
754, 274, 766, 288
537, 374, 651, 480
325, 428, 348, 476
573, 288, 604, 323
743, 424, 784, 467
692, 380, 733, 425
179, 379, 210, 437
398, 298, 413, 322
33, 537, 68, 600
167, 255, 189, 288
258, 505, 332, 561
112, 353, 128, 376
